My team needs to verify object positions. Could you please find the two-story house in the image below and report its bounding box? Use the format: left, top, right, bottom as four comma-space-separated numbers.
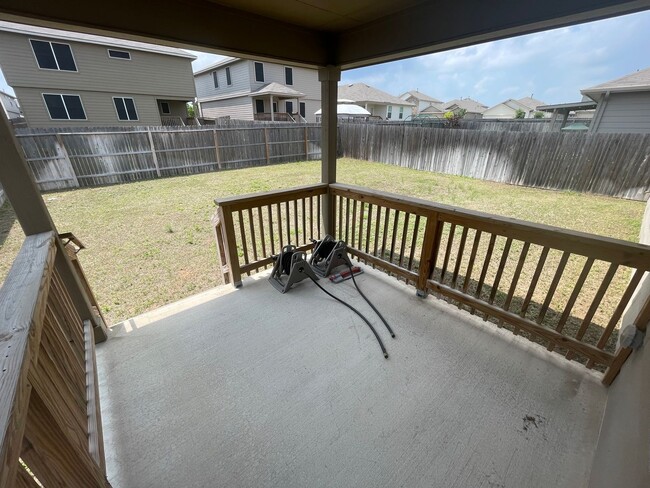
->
194, 58, 321, 123
399, 90, 443, 115
0, 21, 197, 128
338, 83, 414, 121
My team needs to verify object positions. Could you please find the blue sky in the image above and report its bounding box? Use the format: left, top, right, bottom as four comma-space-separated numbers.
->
2, 11, 650, 106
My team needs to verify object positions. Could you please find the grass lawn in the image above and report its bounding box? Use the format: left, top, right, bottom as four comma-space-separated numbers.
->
0, 158, 644, 326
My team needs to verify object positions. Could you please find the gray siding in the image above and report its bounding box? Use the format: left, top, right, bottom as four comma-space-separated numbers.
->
195, 60, 251, 100
14, 87, 162, 127
594, 92, 650, 133
201, 96, 253, 120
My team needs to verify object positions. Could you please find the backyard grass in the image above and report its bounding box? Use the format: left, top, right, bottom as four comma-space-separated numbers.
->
0, 158, 644, 326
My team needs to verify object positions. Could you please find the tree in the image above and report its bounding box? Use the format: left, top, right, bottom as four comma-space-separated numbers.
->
533, 111, 545, 119
444, 108, 466, 128
514, 108, 526, 119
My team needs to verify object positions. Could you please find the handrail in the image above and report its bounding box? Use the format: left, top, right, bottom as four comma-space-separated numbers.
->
0, 232, 111, 487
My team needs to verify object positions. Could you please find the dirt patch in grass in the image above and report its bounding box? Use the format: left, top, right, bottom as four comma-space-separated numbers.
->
0, 158, 644, 326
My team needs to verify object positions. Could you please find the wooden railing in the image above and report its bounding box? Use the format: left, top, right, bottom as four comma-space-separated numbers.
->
213, 183, 650, 384
213, 184, 328, 286
0, 232, 110, 488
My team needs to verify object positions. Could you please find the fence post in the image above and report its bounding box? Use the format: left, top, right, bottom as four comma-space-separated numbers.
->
304, 125, 309, 160
146, 130, 162, 177
212, 129, 222, 170
264, 128, 270, 164
416, 211, 442, 297
55, 134, 80, 188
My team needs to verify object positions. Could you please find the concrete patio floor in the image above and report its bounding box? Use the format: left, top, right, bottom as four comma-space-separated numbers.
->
96, 265, 606, 488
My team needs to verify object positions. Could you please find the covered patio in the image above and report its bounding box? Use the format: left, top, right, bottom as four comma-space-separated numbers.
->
1, 1, 650, 488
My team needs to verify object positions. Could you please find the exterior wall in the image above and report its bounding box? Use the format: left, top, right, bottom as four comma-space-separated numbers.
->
587, 200, 650, 488
200, 96, 254, 120
592, 92, 650, 134
194, 60, 251, 100
157, 99, 188, 119
0, 91, 21, 119
0, 30, 196, 98
14, 87, 163, 127
483, 104, 517, 119
364, 103, 413, 121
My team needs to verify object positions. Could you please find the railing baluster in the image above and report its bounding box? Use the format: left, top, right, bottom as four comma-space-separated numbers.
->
268, 205, 275, 256
344, 198, 350, 244
237, 210, 250, 275
358, 202, 365, 251
285, 201, 291, 245
398, 212, 410, 269
483, 237, 513, 320
451, 226, 468, 288
407, 215, 420, 272
317, 193, 321, 237
536, 251, 570, 325
500, 241, 530, 325
257, 207, 267, 260
373, 206, 381, 259
365, 204, 373, 254
567, 262, 618, 360
471, 233, 496, 314
337, 195, 343, 240
247, 208, 258, 262
586, 268, 645, 368
549, 257, 594, 351
351, 199, 357, 247
440, 223, 457, 284
293, 199, 299, 245
381, 207, 390, 261
302, 198, 306, 244
276, 203, 283, 248
389, 210, 400, 265
462, 230, 482, 294
518, 246, 550, 326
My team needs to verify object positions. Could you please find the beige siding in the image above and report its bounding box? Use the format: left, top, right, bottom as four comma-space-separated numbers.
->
200, 96, 253, 120
0, 30, 196, 98
195, 60, 251, 100
15, 87, 162, 127
594, 92, 650, 133
158, 99, 188, 118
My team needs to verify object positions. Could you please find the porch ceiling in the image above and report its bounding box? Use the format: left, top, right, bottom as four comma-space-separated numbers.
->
97, 266, 606, 488
0, 0, 648, 69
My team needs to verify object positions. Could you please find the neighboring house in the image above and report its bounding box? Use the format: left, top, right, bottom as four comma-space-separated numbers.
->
483, 97, 548, 119
0, 89, 22, 119
582, 66, 650, 134
194, 57, 320, 123
418, 104, 446, 118
338, 83, 414, 121
442, 98, 488, 119
314, 99, 372, 122
0, 21, 196, 128
399, 90, 443, 114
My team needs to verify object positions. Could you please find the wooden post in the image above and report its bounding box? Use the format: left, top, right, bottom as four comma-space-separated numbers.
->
213, 129, 222, 169
218, 204, 242, 287
264, 128, 270, 164
55, 134, 80, 188
319, 65, 341, 235
211, 207, 231, 284
416, 212, 442, 297
146, 130, 162, 177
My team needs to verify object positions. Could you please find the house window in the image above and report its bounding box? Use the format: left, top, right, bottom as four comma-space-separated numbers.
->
108, 49, 131, 60
212, 71, 219, 88
272, 102, 277, 113
254, 62, 264, 82
255, 99, 264, 113
160, 102, 171, 114
285, 67, 293, 85
113, 97, 138, 121
285, 101, 293, 113
30, 39, 77, 71
399, 106, 404, 119
300, 102, 306, 118
42, 94, 86, 120
225, 67, 232, 86
387, 105, 392, 119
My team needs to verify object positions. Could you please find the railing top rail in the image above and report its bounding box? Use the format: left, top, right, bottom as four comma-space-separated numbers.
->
215, 183, 328, 211
330, 183, 650, 270
0, 231, 55, 480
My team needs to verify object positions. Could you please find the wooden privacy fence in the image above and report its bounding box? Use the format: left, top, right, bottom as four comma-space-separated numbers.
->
16, 124, 321, 191
0, 232, 110, 488
339, 123, 650, 200
213, 183, 650, 384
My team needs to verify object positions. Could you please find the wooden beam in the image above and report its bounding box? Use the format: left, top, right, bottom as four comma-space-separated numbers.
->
319, 66, 341, 236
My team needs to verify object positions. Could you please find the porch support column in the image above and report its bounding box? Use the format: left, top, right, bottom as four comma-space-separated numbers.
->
270, 95, 274, 122
319, 65, 340, 236
0, 111, 108, 342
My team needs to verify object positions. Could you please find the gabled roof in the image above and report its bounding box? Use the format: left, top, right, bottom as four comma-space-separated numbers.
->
421, 104, 445, 114
194, 57, 241, 75
251, 82, 304, 98
338, 83, 415, 106
400, 90, 442, 103
516, 97, 545, 110
0, 21, 196, 59
581, 66, 650, 96
443, 98, 488, 113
